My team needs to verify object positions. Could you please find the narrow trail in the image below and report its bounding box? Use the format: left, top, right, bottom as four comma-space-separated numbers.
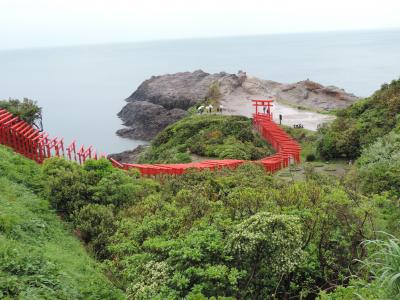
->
0, 100, 301, 176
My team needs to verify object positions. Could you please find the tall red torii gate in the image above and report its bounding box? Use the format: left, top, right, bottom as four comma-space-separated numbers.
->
0, 100, 301, 176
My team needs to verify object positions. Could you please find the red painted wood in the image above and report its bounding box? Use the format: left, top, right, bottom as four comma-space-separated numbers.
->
0, 100, 301, 176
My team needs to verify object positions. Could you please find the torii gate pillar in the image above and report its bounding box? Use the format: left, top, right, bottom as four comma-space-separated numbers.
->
252, 99, 274, 120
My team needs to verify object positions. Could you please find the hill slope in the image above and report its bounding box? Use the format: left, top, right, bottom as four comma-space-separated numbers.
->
0, 146, 124, 299
138, 114, 274, 163
318, 78, 400, 159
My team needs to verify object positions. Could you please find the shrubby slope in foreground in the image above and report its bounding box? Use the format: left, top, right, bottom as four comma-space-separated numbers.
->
40, 154, 392, 299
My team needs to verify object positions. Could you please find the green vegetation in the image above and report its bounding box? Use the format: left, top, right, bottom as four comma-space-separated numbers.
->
282, 125, 319, 162
0, 98, 42, 127
38, 156, 392, 299
3, 78, 400, 299
318, 236, 400, 299
0, 146, 124, 299
317, 78, 400, 159
311, 78, 400, 298
139, 114, 273, 163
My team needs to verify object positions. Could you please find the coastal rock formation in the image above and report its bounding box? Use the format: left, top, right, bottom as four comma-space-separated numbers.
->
217, 74, 359, 112
117, 101, 186, 140
117, 70, 358, 140
117, 70, 227, 140
108, 145, 148, 163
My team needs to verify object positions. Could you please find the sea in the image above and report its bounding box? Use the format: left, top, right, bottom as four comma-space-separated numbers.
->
0, 29, 399, 154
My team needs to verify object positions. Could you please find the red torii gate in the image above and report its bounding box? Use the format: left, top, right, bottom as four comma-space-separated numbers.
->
253, 99, 273, 119
0, 100, 301, 176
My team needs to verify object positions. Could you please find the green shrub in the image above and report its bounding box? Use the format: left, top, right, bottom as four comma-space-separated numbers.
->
139, 114, 273, 163
228, 212, 303, 298
74, 204, 116, 259
42, 157, 88, 214
318, 78, 400, 159
0, 98, 42, 127
306, 153, 316, 161
356, 131, 400, 196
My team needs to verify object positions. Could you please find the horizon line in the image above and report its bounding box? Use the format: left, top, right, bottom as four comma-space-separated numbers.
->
1, 26, 399, 52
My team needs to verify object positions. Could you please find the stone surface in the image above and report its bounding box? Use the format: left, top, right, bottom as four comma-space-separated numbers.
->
108, 145, 148, 164
117, 70, 358, 140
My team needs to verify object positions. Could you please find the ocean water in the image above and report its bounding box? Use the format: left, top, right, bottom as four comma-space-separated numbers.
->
0, 29, 399, 154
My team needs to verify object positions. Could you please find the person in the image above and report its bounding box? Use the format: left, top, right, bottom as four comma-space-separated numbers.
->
197, 105, 204, 114
263, 106, 266, 114
279, 114, 282, 125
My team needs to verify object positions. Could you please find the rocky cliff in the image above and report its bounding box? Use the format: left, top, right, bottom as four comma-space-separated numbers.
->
117, 70, 227, 140
117, 70, 358, 140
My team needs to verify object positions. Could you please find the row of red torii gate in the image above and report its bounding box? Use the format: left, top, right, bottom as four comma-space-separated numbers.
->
0, 100, 301, 176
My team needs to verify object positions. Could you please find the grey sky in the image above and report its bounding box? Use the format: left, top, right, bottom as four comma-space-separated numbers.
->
1, 0, 400, 50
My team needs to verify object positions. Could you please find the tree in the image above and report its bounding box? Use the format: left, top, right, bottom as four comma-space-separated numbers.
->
227, 212, 303, 298
0, 98, 42, 130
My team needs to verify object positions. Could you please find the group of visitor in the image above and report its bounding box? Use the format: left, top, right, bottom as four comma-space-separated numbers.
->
197, 104, 224, 114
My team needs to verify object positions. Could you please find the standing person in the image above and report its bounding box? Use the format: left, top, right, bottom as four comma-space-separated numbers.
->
279, 114, 282, 125
197, 105, 204, 114
263, 106, 266, 114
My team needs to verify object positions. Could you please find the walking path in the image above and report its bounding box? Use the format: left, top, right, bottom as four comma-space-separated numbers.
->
221, 92, 335, 131
0, 100, 301, 176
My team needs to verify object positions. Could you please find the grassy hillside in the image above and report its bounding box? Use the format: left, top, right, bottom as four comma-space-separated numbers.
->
139, 114, 274, 163
318, 78, 400, 159
0, 146, 124, 299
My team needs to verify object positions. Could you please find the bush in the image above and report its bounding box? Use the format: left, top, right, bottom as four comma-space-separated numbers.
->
74, 204, 116, 259
306, 153, 316, 162
317, 78, 400, 159
0, 98, 42, 127
357, 131, 400, 196
139, 114, 273, 163
42, 158, 88, 214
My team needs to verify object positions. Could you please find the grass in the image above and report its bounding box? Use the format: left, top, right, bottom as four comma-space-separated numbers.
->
0, 145, 125, 299
139, 114, 274, 163
364, 236, 400, 297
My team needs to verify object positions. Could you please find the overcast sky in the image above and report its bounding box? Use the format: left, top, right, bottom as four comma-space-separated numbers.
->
1, 0, 400, 50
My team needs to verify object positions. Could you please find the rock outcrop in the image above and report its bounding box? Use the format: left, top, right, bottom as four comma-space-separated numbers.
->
117, 70, 228, 140
217, 74, 358, 112
117, 101, 187, 140
108, 145, 148, 163
117, 70, 358, 140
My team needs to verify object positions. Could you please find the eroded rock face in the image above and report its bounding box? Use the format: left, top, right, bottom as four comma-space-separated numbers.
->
117, 70, 228, 140
108, 145, 148, 164
271, 79, 359, 110
117, 101, 187, 140
217, 76, 359, 112
127, 70, 226, 109
117, 70, 358, 140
